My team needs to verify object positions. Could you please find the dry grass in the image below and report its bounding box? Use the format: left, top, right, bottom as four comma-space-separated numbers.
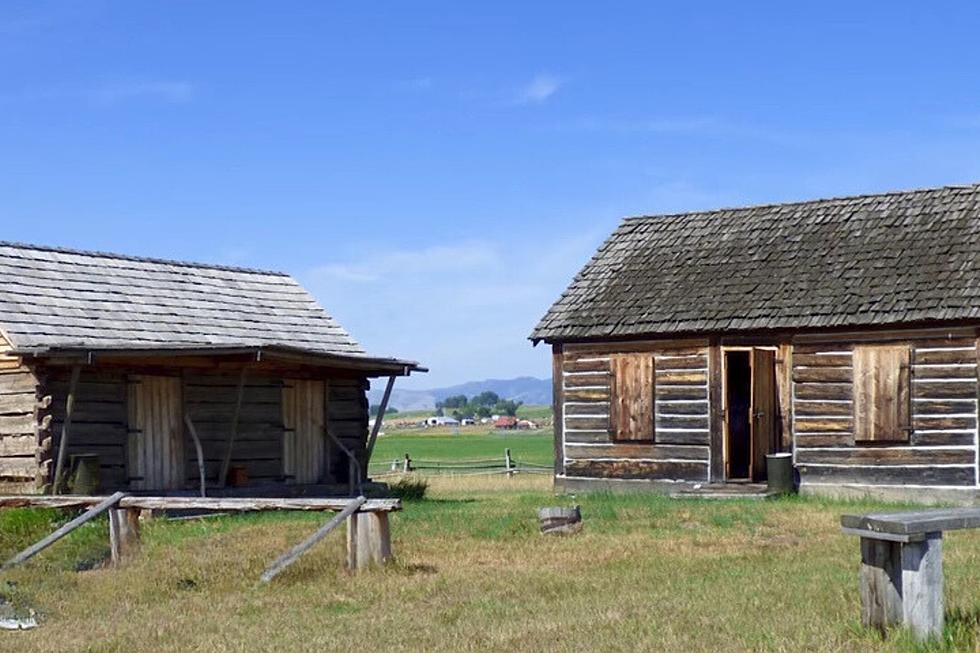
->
1, 478, 980, 652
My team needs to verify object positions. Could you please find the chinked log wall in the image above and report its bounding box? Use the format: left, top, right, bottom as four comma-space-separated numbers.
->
793, 337, 979, 489
0, 335, 44, 493
559, 341, 711, 483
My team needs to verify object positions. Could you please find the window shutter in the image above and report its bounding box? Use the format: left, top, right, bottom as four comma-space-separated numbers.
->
610, 353, 655, 441
854, 344, 911, 442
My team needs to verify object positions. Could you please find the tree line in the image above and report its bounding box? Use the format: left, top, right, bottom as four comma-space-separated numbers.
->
436, 391, 522, 419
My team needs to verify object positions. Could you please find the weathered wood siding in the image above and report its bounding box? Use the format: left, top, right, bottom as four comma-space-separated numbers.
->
330, 378, 370, 483
186, 374, 284, 484
0, 334, 43, 492
128, 375, 184, 490
794, 337, 979, 489
283, 379, 327, 484
558, 343, 711, 482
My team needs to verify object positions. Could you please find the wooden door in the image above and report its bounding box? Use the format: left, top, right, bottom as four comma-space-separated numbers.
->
750, 349, 777, 481
127, 376, 185, 490
282, 380, 329, 484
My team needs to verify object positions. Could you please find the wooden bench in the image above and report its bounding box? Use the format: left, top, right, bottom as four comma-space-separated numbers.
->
0, 495, 401, 578
841, 507, 980, 640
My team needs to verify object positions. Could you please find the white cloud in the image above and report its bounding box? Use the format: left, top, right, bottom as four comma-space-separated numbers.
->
515, 74, 563, 105
88, 81, 195, 106
301, 230, 607, 389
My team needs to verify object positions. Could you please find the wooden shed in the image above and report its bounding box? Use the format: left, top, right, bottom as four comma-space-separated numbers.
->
532, 184, 980, 504
0, 242, 422, 495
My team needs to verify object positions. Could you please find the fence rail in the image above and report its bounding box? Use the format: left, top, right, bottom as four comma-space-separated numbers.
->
368, 448, 551, 477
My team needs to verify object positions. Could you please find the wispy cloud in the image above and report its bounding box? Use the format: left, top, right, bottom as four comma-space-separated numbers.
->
88, 81, 195, 106
514, 73, 563, 105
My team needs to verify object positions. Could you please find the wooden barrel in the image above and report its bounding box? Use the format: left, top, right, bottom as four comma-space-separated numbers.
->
538, 506, 582, 535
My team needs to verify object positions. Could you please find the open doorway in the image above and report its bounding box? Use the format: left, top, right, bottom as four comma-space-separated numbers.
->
724, 349, 778, 482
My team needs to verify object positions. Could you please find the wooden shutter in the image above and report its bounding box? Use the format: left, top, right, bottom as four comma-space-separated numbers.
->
610, 354, 655, 441
853, 344, 911, 442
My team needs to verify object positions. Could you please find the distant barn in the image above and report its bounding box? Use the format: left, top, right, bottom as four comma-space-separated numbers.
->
0, 242, 422, 495
533, 184, 980, 504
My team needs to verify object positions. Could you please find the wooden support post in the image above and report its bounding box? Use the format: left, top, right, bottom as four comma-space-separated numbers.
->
183, 413, 207, 498
260, 496, 367, 583
108, 507, 141, 567
51, 365, 81, 494
859, 533, 944, 640
402, 453, 412, 473
2, 492, 126, 570
219, 367, 248, 487
365, 375, 395, 465
504, 448, 513, 475
346, 511, 393, 571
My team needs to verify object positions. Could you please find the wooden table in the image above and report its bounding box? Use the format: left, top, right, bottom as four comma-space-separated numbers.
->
841, 508, 980, 640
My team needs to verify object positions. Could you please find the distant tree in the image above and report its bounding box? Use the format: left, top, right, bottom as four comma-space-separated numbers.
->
493, 399, 523, 417
441, 394, 469, 409
369, 404, 399, 418
472, 391, 500, 407
475, 405, 492, 419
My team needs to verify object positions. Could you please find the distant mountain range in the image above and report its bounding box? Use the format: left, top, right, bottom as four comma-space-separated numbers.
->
367, 376, 552, 412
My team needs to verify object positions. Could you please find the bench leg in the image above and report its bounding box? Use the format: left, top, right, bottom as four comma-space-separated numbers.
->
346, 513, 393, 571
108, 507, 141, 567
859, 534, 943, 640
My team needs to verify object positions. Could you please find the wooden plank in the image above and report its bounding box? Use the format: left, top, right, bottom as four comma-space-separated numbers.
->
564, 443, 709, 461
562, 358, 610, 374
0, 413, 40, 436
260, 496, 367, 582
0, 495, 400, 512
0, 435, 37, 456
0, 393, 36, 415
795, 433, 854, 447
792, 344, 854, 355
914, 349, 976, 365
854, 344, 912, 442
656, 370, 707, 386
911, 431, 976, 446
348, 511, 393, 570
553, 345, 564, 476
655, 355, 707, 370
912, 399, 978, 415
0, 457, 37, 478
564, 388, 610, 402
655, 414, 709, 430
564, 403, 611, 416
1, 491, 126, 569
563, 339, 708, 355
797, 448, 975, 466
565, 416, 610, 431
913, 416, 977, 431
841, 507, 980, 534
657, 385, 708, 401
0, 373, 38, 396
795, 418, 854, 432
563, 373, 610, 388
610, 354, 654, 441
793, 353, 852, 367
798, 464, 976, 486
108, 507, 141, 567
708, 342, 724, 482
913, 381, 977, 400
794, 383, 852, 400
218, 367, 249, 486
795, 401, 853, 417
777, 343, 794, 452
564, 459, 708, 481
563, 429, 610, 443
654, 429, 710, 446
653, 401, 707, 416
793, 367, 852, 384
913, 365, 977, 379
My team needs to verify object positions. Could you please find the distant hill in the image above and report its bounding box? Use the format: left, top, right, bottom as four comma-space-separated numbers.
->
367, 376, 552, 412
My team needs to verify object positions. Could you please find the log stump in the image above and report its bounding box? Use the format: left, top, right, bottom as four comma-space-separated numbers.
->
538, 506, 582, 535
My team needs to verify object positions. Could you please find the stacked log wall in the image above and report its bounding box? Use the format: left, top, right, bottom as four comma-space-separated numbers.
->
558, 342, 711, 483
793, 337, 978, 489
329, 378, 370, 483
0, 335, 43, 493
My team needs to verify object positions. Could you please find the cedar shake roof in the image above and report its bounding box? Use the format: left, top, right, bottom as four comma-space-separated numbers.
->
532, 183, 980, 342
0, 241, 421, 372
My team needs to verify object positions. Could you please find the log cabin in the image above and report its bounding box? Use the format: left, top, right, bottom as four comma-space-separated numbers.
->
532, 183, 980, 504
0, 242, 423, 495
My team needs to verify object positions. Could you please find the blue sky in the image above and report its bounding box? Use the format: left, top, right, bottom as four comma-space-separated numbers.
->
3, 2, 980, 389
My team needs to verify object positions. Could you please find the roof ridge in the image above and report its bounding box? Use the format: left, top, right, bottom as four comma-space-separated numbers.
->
622, 181, 980, 223
0, 240, 289, 277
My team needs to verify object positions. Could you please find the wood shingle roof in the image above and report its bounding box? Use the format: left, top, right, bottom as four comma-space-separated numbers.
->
0, 242, 417, 371
531, 184, 980, 342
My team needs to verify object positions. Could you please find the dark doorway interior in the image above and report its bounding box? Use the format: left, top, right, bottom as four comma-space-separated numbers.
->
725, 351, 752, 480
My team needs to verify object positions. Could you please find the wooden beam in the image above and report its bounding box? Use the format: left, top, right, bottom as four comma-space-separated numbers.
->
108, 507, 141, 567
182, 413, 207, 498
218, 367, 248, 487
0, 495, 401, 512
365, 375, 395, 464
260, 495, 367, 582
51, 364, 81, 495
2, 491, 126, 570
347, 511, 393, 570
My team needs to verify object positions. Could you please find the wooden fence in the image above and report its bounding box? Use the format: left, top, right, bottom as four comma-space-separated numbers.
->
369, 448, 551, 477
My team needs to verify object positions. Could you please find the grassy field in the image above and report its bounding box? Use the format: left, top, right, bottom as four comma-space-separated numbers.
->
1, 477, 980, 651
371, 429, 553, 469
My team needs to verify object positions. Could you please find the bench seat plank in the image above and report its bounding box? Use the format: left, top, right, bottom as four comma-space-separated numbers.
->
841, 507, 980, 536
0, 495, 401, 513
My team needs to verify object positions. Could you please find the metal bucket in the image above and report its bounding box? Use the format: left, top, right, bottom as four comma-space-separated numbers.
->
69, 454, 101, 495
765, 453, 794, 495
